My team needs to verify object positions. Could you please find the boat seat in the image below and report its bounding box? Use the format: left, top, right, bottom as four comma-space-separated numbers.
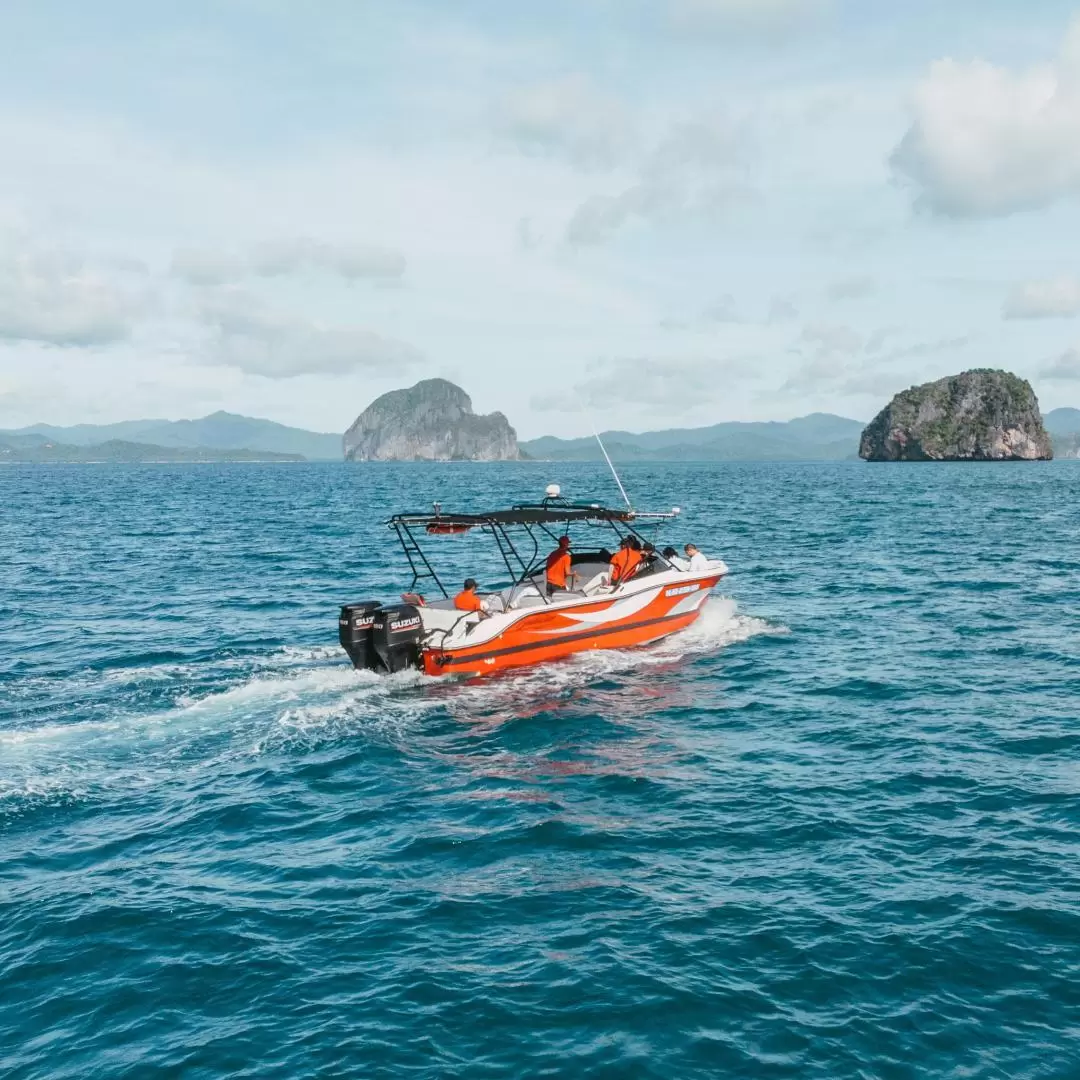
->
503, 582, 543, 610
425, 597, 458, 611
418, 606, 465, 632
580, 571, 611, 595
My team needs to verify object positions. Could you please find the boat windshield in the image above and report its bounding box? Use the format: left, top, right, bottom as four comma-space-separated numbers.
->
386, 500, 679, 601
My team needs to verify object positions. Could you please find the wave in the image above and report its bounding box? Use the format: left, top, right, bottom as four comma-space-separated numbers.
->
0, 596, 778, 805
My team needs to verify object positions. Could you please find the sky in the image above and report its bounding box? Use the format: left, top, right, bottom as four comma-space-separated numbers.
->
3, 0, 1080, 439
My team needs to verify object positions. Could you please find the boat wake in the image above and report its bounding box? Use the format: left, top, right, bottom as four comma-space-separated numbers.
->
0, 597, 780, 808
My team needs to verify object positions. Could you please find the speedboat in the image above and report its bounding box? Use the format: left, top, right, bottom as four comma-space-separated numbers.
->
338, 487, 728, 678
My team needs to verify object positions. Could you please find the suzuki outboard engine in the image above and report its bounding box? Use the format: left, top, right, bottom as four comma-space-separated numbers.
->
372, 604, 423, 673
339, 601, 383, 670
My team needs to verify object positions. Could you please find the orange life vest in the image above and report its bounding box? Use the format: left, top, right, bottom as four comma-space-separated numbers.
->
453, 589, 483, 612
546, 549, 572, 588
610, 548, 642, 584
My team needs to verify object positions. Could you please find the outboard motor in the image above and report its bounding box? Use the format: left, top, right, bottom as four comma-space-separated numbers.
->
339, 601, 383, 670
372, 604, 423, 673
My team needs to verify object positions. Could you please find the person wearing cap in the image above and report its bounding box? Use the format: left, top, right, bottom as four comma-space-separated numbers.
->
545, 535, 578, 597
453, 578, 490, 613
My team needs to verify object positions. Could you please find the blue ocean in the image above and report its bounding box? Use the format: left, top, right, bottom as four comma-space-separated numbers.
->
2, 461, 1078, 1079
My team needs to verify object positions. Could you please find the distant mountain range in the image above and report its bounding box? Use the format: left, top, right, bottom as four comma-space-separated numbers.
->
0, 433, 303, 463
1043, 408, 1080, 436
520, 413, 867, 461
3, 404, 1079, 464
1035, 409, 1080, 458
1, 411, 341, 460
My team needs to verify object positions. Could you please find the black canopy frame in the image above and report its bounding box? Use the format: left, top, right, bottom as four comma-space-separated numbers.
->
387, 500, 679, 602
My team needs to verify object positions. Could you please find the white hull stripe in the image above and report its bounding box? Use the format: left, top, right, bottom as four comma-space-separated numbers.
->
532, 584, 660, 634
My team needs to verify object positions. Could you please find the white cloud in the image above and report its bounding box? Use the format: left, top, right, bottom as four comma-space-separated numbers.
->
647, 112, 744, 173
516, 217, 540, 251
800, 322, 863, 355
669, 0, 830, 38
0, 248, 148, 346
495, 75, 635, 168
565, 111, 750, 245
249, 238, 406, 280
171, 239, 405, 285
531, 354, 756, 412
171, 248, 247, 286
827, 274, 876, 301
892, 18, 1080, 216
703, 294, 741, 323
781, 353, 851, 393
1003, 276, 1080, 319
864, 327, 892, 353
872, 335, 971, 363
1040, 347, 1080, 380
767, 295, 799, 324
783, 322, 869, 394
566, 184, 671, 245
196, 288, 421, 378
783, 332, 973, 396
494, 74, 749, 247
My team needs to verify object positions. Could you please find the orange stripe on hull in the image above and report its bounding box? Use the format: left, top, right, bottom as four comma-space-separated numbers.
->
421, 593, 712, 677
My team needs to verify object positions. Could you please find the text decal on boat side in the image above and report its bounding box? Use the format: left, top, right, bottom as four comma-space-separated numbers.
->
664, 584, 701, 598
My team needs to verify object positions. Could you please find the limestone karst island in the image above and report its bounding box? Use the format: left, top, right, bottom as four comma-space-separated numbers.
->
859, 370, 1054, 462
342, 379, 519, 462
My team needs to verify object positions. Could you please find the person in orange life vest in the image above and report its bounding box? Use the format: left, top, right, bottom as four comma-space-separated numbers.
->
609, 536, 643, 585
608, 537, 631, 584
453, 578, 490, 614
545, 536, 579, 597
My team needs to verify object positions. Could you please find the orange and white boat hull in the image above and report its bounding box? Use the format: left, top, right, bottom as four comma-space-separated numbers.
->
421, 570, 724, 677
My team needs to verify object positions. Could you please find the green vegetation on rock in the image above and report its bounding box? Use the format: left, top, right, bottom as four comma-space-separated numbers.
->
859, 370, 1053, 462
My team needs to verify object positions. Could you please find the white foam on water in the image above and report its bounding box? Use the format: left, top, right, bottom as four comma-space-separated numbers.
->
1, 659, 392, 750
99, 644, 343, 686
496, 595, 775, 680
262, 666, 442, 748
263, 596, 778, 735
0, 596, 782, 803
399, 595, 782, 730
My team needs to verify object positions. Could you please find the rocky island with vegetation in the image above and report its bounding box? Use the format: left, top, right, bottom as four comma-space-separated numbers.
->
859, 370, 1054, 462
343, 379, 519, 461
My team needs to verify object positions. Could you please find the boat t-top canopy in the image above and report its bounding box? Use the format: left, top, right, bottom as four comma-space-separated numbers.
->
388, 500, 679, 531
385, 499, 681, 599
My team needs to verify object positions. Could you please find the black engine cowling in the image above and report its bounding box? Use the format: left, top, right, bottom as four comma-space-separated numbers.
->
339, 601, 383, 671
372, 604, 423, 673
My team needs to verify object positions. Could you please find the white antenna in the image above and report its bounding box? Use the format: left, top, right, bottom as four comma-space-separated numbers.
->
591, 423, 633, 511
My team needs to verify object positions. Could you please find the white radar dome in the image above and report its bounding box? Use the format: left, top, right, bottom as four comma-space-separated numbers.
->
545, 483, 561, 499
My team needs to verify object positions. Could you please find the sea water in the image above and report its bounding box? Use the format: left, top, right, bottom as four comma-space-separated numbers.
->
1, 461, 1078, 1078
